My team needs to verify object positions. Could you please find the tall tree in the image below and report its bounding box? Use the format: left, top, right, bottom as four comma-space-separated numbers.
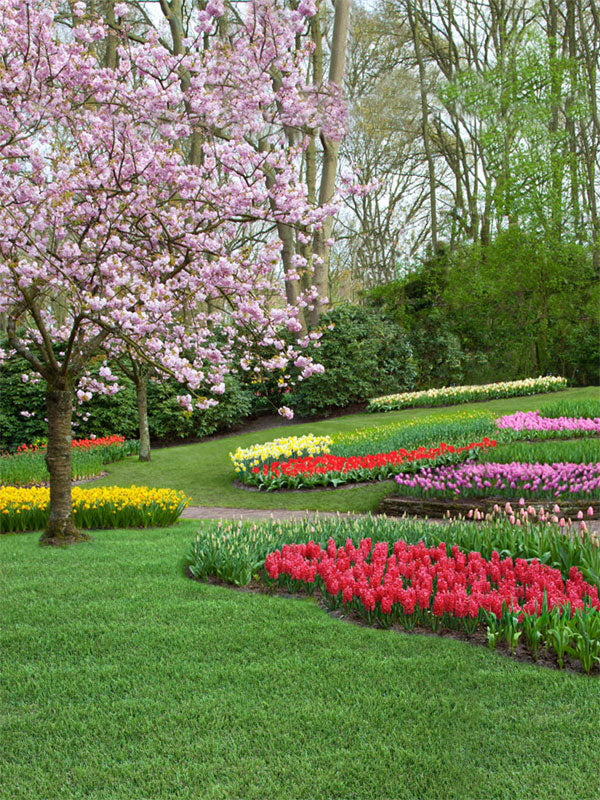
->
0, 0, 339, 544
104, 0, 354, 327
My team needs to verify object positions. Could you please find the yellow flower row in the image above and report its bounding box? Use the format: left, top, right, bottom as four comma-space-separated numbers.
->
0, 485, 189, 515
230, 434, 333, 473
368, 376, 567, 411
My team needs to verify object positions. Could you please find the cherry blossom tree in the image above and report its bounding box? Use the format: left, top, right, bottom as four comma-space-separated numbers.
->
0, 0, 344, 544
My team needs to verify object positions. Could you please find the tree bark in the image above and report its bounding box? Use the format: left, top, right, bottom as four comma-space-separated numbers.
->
406, 0, 438, 253
135, 372, 152, 462
40, 382, 89, 546
308, 0, 351, 328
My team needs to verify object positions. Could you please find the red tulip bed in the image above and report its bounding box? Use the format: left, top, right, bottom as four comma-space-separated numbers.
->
264, 537, 600, 673
2, 435, 138, 486
247, 438, 497, 490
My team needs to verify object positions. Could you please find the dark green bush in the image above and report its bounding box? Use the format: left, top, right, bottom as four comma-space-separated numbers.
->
365, 232, 599, 388
0, 354, 48, 450
0, 348, 253, 450
287, 304, 416, 417
146, 374, 253, 442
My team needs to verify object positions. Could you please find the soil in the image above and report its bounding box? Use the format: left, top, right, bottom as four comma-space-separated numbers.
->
232, 477, 396, 493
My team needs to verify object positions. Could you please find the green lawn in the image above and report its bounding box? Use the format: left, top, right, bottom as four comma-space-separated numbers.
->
2, 524, 599, 800
97, 387, 599, 512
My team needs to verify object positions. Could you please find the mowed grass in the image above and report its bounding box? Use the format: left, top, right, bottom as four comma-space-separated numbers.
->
98, 387, 600, 512
2, 525, 600, 800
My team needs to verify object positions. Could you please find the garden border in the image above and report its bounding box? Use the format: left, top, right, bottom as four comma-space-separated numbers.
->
232, 477, 396, 493
377, 494, 599, 519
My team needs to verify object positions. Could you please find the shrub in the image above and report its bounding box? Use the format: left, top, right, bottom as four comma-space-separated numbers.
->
286, 305, 415, 417
0, 346, 253, 449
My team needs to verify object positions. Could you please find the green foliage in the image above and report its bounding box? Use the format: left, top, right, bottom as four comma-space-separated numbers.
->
0, 349, 139, 450
538, 397, 600, 420
366, 252, 469, 388
186, 513, 600, 593
366, 232, 599, 389
288, 304, 416, 416
0, 347, 253, 449
0, 354, 48, 450
443, 230, 599, 385
478, 439, 600, 466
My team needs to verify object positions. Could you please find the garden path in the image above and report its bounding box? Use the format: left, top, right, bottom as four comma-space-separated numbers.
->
181, 506, 362, 521
181, 505, 600, 534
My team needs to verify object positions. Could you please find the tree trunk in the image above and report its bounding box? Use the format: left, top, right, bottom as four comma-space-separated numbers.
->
40, 382, 89, 546
135, 374, 151, 462
308, 0, 350, 328
406, 0, 438, 253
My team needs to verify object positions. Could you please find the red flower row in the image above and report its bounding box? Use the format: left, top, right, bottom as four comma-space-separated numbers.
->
265, 537, 599, 619
71, 434, 126, 450
11, 434, 126, 455
248, 439, 496, 489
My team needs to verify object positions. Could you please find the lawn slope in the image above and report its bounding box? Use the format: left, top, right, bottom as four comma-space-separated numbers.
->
98, 387, 599, 513
1, 525, 599, 800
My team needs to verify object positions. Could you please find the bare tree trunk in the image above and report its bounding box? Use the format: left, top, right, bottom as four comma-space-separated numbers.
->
40, 382, 89, 546
406, 0, 438, 253
135, 371, 151, 462
547, 0, 564, 238
104, 0, 118, 69
308, 0, 351, 327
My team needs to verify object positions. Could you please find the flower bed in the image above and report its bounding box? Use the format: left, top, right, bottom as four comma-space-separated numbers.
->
367, 376, 567, 412
496, 410, 600, 436
230, 434, 333, 478
231, 399, 599, 492
1, 435, 138, 486
244, 439, 496, 490
394, 462, 600, 501
332, 412, 499, 457
264, 537, 600, 672
187, 505, 600, 594
477, 438, 599, 466
0, 485, 189, 532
